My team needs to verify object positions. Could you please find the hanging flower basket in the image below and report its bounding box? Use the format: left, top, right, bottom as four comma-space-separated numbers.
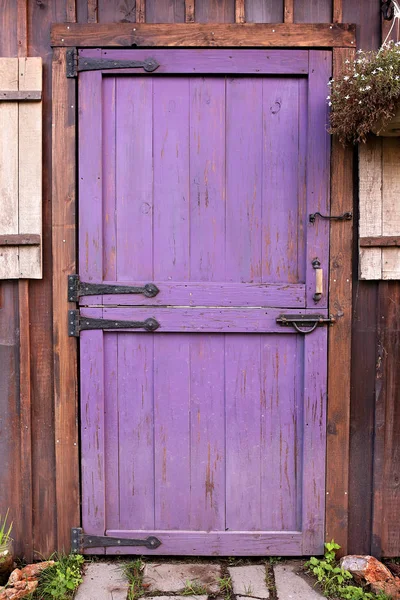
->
328, 41, 400, 144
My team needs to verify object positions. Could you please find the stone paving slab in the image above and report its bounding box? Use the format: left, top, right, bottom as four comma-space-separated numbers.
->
274, 563, 324, 599
228, 565, 269, 599
75, 562, 129, 600
143, 563, 222, 594
146, 596, 208, 600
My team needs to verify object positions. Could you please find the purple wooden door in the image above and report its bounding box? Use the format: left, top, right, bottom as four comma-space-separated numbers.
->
78, 49, 331, 556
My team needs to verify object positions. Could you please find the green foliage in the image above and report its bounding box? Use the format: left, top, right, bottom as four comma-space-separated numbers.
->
218, 575, 233, 600
33, 554, 84, 600
0, 510, 12, 547
329, 41, 400, 144
305, 541, 391, 600
182, 580, 208, 595
123, 559, 145, 600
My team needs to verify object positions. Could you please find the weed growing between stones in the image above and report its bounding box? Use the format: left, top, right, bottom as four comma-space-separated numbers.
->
182, 580, 208, 595
218, 575, 232, 600
32, 554, 84, 600
305, 541, 391, 600
123, 559, 145, 600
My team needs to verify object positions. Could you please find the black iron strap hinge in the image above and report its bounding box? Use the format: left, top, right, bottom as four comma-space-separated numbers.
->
71, 528, 161, 553
66, 48, 160, 78
68, 310, 160, 337
277, 313, 335, 334
309, 211, 352, 224
68, 274, 159, 302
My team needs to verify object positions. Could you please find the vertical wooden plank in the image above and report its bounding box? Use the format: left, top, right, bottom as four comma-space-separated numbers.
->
189, 335, 225, 530
17, 0, 28, 55
382, 139, 400, 279
102, 76, 116, 282
154, 334, 191, 529
294, 0, 331, 23
0, 58, 19, 279
225, 77, 262, 283
185, 0, 195, 22
97, 0, 135, 22
87, 0, 98, 22
195, 0, 235, 23
343, 0, 380, 51
104, 333, 119, 530
245, 0, 283, 23
284, 0, 294, 23
333, 0, 343, 23
359, 139, 383, 280
136, 0, 146, 23
118, 333, 155, 529
146, 0, 185, 23
18, 57, 42, 279
65, 0, 76, 22
235, 0, 245, 23
115, 76, 153, 281
302, 327, 328, 554
225, 335, 262, 530
326, 47, 354, 556
52, 47, 79, 552
80, 325, 105, 552
28, 0, 65, 559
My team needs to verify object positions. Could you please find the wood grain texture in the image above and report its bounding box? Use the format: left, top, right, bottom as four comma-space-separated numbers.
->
382, 138, 400, 279
185, 0, 195, 22
284, 0, 294, 23
360, 236, 400, 247
0, 59, 19, 278
146, 0, 185, 23
326, 47, 355, 556
235, 0, 245, 23
333, 0, 343, 23
51, 23, 356, 47
195, 0, 235, 22
18, 57, 42, 279
294, 0, 331, 23
87, 0, 98, 22
245, 0, 283, 23
0, 234, 40, 246
359, 138, 382, 280
342, 0, 381, 51
136, 0, 146, 23
52, 47, 79, 553
65, 0, 76, 22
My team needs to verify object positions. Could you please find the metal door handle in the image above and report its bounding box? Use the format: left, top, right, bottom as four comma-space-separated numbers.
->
312, 258, 323, 302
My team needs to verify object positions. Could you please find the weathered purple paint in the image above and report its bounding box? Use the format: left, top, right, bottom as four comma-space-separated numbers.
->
78, 49, 331, 555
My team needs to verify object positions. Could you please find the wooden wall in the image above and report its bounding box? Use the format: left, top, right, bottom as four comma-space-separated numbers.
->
0, 0, 398, 559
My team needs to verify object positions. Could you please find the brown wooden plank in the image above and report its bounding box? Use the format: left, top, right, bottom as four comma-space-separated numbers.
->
235, 0, 245, 23
136, 0, 146, 23
245, 1, 283, 23
17, 0, 28, 56
65, 0, 76, 22
87, 0, 98, 23
284, 0, 294, 23
333, 0, 343, 24
195, 0, 235, 22
294, 0, 331, 23
343, 0, 380, 51
146, 0, 185, 23
360, 236, 400, 247
185, 0, 195, 23
348, 281, 377, 554
51, 22, 356, 47
52, 46, 79, 554
27, 0, 66, 559
326, 47, 355, 557
0, 234, 40, 246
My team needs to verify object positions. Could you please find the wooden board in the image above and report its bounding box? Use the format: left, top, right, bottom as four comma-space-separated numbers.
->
359, 139, 382, 280
0, 59, 19, 278
382, 139, 400, 279
326, 47, 354, 556
51, 22, 356, 47
52, 47, 79, 554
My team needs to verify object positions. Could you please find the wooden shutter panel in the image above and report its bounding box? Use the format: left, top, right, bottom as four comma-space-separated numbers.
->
359, 138, 400, 280
0, 57, 42, 279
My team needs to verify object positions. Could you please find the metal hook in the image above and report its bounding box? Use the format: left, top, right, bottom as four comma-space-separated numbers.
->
382, 0, 395, 20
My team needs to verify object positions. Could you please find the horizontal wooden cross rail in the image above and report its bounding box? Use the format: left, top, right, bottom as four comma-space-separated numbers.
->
0, 234, 41, 246
51, 23, 356, 48
0, 91, 42, 101
360, 236, 400, 247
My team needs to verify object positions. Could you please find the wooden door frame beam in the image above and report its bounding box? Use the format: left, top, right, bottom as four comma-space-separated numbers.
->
52, 36, 354, 555
51, 23, 355, 48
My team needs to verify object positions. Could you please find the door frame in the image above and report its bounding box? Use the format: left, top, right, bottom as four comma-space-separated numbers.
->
51, 22, 355, 554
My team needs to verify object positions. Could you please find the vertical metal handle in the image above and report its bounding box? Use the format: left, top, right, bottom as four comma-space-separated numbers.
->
312, 258, 323, 302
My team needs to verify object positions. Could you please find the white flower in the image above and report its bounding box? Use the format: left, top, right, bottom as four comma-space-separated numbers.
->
354, 73, 359, 78
390, 65, 394, 69
345, 95, 350, 100
365, 85, 372, 90
328, 102, 332, 106
359, 100, 362, 104
345, 59, 350, 64
327, 95, 331, 100
378, 67, 383, 72
356, 49, 363, 54
361, 75, 366, 79
344, 76, 350, 81
360, 88, 365, 91
372, 70, 377, 74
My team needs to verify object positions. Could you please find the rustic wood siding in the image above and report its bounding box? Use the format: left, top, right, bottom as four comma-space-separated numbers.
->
0, 0, 398, 559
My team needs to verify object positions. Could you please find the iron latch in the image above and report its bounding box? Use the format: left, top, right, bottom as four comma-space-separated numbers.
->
276, 314, 335, 334
68, 310, 160, 337
66, 49, 160, 78
68, 275, 159, 302
309, 211, 352, 223
71, 528, 161, 553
